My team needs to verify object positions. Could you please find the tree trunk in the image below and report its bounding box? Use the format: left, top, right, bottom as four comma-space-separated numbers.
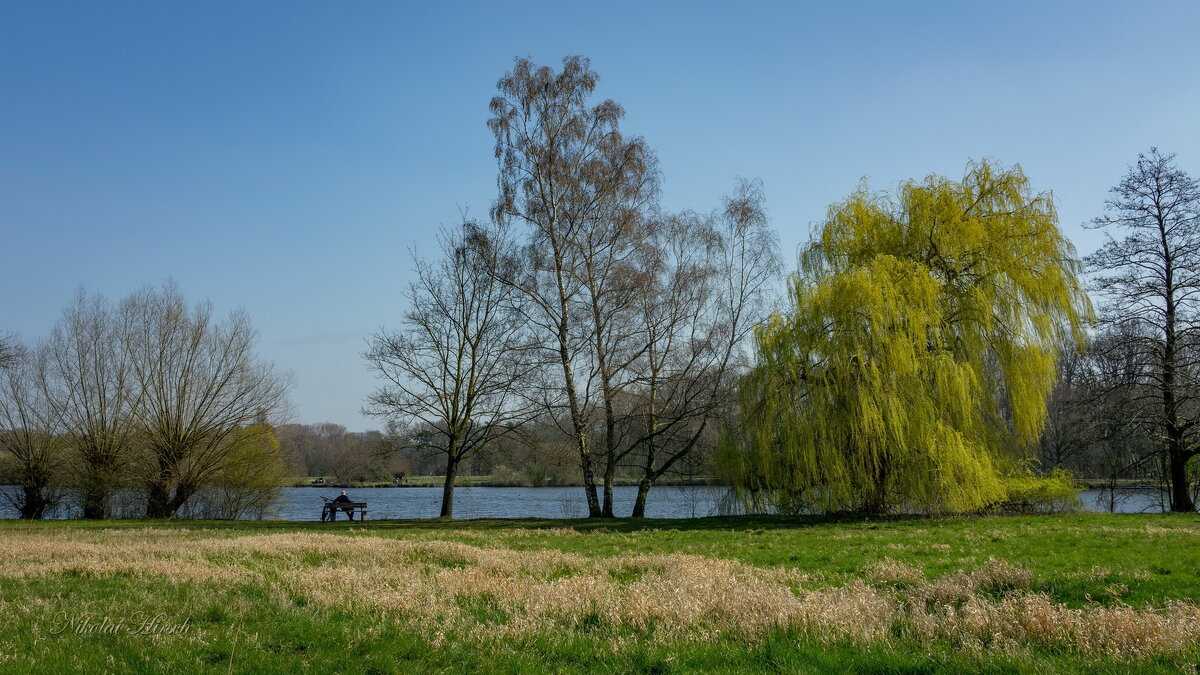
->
20, 483, 47, 519
602, 462, 616, 518
146, 483, 172, 518
440, 457, 458, 518
1158, 220, 1192, 513
147, 472, 196, 519
146, 458, 177, 518
1168, 448, 1195, 512
80, 482, 108, 519
863, 456, 890, 514
556, 306, 601, 518
578, 445, 601, 518
631, 478, 652, 518
631, 389, 659, 520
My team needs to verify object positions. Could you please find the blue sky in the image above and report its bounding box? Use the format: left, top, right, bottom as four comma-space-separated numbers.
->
2, 1, 1198, 430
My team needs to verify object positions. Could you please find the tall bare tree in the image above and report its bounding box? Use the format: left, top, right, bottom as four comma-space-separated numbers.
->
489, 56, 657, 517
120, 282, 290, 518
622, 182, 780, 517
0, 343, 62, 518
578, 170, 659, 517
365, 221, 534, 518
39, 292, 140, 518
1086, 148, 1200, 512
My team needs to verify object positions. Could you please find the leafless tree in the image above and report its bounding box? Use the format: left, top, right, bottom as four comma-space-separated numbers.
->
621, 182, 781, 517
0, 333, 20, 370
1085, 148, 1200, 512
119, 282, 290, 518
365, 221, 535, 517
489, 55, 658, 518
0, 343, 62, 518
1038, 327, 1165, 511
277, 422, 388, 481
39, 291, 140, 518
1038, 342, 1095, 471
578, 175, 660, 517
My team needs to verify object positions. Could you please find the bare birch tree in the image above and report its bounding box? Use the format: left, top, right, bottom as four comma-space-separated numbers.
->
623, 182, 780, 517
365, 221, 534, 518
489, 55, 658, 518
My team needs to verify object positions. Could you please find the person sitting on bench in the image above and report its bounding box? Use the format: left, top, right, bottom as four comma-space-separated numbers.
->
332, 490, 356, 520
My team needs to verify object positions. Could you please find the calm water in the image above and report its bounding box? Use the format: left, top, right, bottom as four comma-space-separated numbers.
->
283, 485, 729, 521
1, 485, 1177, 520
278, 486, 1171, 521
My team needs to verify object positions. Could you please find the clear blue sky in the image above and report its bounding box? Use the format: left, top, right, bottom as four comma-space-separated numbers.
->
2, 1, 1198, 430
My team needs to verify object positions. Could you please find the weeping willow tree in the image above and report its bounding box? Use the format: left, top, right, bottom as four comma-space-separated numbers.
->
721, 161, 1091, 514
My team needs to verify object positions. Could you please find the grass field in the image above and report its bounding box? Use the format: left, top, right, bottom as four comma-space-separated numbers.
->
1, 513, 1198, 673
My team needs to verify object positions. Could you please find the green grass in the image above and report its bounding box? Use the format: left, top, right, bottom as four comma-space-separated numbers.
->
1, 513, 1198, 673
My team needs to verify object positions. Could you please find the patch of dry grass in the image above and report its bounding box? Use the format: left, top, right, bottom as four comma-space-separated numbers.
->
1, 529, 1197, 663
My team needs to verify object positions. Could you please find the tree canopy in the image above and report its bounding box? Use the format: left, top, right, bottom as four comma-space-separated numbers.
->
722, 160, 1091, 514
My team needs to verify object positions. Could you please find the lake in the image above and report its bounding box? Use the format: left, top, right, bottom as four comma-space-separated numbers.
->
278, 485, 1172, 521
284, 485, 729, 520
0, 485, 1177, 520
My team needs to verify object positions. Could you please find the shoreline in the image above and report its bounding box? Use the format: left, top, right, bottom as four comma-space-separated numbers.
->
291, 480, 721, 489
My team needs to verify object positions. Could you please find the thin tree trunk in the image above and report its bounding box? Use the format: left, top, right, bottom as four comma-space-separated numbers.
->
602, 460, 616, 518
1158, 218, 1194, 513
631, 478, 652, 518
440, 456, 458, 518
559, 323, 601, 518
631, 394, 659, 519
578, 441, 601, 518
864, 455, 890, 514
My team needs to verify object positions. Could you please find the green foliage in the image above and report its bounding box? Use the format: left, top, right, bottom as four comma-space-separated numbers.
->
722, 161, 1091, 514
182, 424, 290, 519
995, 466, 1082, 514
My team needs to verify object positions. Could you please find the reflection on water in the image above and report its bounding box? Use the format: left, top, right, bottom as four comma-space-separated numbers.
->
1076, 488, 1167, 514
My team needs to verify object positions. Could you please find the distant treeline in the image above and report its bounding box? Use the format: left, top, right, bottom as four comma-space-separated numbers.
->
278, 420, 713, 489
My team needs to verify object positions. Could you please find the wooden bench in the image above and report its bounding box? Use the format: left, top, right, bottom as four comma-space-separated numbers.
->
321, 501, 368, 522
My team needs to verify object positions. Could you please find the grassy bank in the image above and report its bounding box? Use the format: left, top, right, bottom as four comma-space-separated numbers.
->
1, 513, 1198, 673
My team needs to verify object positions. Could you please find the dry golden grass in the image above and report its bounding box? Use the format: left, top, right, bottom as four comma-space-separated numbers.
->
2, 529, 1197, 662
865, 558, 926, 586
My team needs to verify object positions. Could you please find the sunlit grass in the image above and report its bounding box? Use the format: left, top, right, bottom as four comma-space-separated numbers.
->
2, 513, 1198, 672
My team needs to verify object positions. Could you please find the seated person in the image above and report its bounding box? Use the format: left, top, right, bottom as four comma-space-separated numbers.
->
331, 490, 356, 520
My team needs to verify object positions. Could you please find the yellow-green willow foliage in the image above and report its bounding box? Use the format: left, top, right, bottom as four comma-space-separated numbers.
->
721, 161, 1091, 514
